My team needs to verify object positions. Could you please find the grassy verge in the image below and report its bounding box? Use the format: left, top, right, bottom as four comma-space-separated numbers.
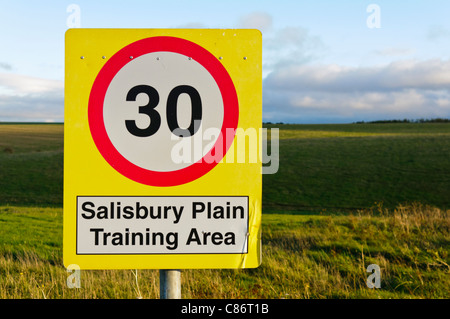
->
0, 203, 448, 299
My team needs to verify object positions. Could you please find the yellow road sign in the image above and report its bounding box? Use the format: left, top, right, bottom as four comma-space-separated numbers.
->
64, 29, 262, 269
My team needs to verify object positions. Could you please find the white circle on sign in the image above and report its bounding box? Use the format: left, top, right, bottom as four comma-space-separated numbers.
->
103, 51, 224, 172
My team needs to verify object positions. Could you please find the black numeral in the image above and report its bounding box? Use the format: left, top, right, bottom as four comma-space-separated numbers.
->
125, 85, 161, 137
167, 85, 202, 137
126, 85, 202, 138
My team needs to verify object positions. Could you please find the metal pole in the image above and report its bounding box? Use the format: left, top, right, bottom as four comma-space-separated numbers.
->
160, 269, 181, 299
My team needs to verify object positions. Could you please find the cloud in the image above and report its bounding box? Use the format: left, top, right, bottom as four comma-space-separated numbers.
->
263, 59, 450, 123
264, 89, 450, 123
427, 25, 450, 41
374, 48, 415, 57
0, 73, 62, 94
0, 62, 12, 71
265, 59, 450, 93
238, 12, 273, 32
0, 72, 63, 122
235, 13, 450, 123
236, 12, 326, 77
263, 26, 326, 77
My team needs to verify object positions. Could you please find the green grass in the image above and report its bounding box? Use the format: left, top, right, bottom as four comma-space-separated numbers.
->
263, 123, 450, 213
258, 203, 449, 299
1, 123, 449, 210
0, 124, 63, 206
0, 203, 448, 298
0, 122, 449, 298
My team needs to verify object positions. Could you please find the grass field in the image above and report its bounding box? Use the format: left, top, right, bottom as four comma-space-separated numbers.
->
0, 123, 449, 298
263, 123, 450, 213
0, 124, 63, 207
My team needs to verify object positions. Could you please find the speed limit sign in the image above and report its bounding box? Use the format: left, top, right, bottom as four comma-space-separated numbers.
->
89, 36, 239, 186
64, 29, 262, 270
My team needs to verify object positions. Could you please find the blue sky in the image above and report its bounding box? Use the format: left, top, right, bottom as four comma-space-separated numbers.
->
0, 0, 449, 123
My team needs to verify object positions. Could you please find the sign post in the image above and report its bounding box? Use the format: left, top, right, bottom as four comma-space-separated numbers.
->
64, 29, 262, 296
160, 269, 181, 299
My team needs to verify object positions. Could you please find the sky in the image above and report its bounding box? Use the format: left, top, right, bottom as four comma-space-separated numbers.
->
0, 0, 449, 123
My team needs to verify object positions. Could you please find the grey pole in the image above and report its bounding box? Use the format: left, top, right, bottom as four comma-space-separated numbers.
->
160, 269, 181, 299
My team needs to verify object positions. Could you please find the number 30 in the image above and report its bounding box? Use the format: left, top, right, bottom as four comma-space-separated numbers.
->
125, 84, 202, 137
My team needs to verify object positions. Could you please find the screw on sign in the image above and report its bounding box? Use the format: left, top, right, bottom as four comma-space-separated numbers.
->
88, 36, 239, 187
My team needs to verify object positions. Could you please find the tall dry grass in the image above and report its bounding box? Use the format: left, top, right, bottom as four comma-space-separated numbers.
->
0, 203, 448, 299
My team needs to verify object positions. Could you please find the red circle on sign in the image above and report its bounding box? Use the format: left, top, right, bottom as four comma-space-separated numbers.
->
88, 36, 239, 187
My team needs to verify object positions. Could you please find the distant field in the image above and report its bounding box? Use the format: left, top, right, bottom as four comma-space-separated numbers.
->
0, 124, 63, 206
1, 122, 449, 210
264, 123, 450, 213
0, 123, 448, 298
